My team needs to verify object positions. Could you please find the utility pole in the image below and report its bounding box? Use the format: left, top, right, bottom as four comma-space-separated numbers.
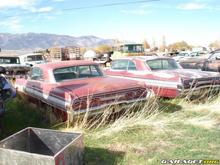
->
162, 35, 166, 52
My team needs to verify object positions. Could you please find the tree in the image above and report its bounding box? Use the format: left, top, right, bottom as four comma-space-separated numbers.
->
143, 40, 150, 49
168, 41, 191, 52
209, 40, 220, 49
95, 45, 112, 54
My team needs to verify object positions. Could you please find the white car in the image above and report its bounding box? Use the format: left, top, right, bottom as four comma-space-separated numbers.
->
0, 56, 30, 76
19, 53, 46, 67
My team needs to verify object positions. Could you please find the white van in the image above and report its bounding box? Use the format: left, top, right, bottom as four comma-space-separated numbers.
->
19, 53, 46, 66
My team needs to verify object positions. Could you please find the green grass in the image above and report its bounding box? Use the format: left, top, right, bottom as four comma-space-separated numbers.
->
0, 96, 220, 165
0, 98, 48, 139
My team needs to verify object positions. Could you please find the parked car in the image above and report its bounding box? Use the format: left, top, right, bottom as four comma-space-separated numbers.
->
104, 56, 220, 98
172, 52, 190, 62
179, 52, 220, 72
14, 60, 151, 120
0, 66, 16, 117
0, 56, 30, 78
19, 53, 46, 67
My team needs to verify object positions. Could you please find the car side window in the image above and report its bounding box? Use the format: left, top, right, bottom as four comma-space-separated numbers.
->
111, 60, 128, 70
147, 60, 162, 70
146, 59, 178, 70
128, 61, 137, 70
30, 67, 44, 81
78, 65, 100, 78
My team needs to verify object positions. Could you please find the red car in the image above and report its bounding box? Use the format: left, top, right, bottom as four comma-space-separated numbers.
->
15, 60, 150, 120
104, 56, 220, 98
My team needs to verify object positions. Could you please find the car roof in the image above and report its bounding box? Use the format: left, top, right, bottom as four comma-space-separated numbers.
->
114, 56, 172, 61
19, 53, 43, 57
35, 60, 98, 70
0, 55, 20, 58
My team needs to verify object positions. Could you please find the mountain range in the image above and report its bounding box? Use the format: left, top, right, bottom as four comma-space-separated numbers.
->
0, 33, 114, 50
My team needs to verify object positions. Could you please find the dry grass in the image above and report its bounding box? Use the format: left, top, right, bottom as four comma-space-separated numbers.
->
2, 89, 220, 165
60, 94, 159, 133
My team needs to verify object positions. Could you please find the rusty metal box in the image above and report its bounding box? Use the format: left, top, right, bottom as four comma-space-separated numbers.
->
0, 127, 84, 165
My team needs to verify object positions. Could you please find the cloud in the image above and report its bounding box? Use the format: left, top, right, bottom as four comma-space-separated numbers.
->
0, 17, 23, 32
38, 7, 53, 12
0, 0, 36, 9
177, 2, 207, 10
121, 9, 152, 16
29, 6, 54, 13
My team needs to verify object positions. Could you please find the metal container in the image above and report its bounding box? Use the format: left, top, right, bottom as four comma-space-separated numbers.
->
0, 127, 84, 165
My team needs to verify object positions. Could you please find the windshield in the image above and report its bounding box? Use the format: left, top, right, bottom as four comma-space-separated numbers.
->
0, 57, 20, 64
53, 65, 103, 82
146, 59, 179, 70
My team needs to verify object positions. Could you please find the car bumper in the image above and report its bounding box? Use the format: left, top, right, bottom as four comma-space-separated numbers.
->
179, 84, 220, 97
71, 95, 152, 117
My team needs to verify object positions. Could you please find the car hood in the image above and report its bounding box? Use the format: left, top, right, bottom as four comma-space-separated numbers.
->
158, 69, 220, 80
55, 76, 145, 97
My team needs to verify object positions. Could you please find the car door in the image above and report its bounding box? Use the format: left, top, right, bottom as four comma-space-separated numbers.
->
124, 60, 140, 78
106, 60, 128, 77
26, 67, 44, 98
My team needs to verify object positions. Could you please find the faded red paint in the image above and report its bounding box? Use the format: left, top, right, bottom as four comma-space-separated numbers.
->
15, 60, 150, 119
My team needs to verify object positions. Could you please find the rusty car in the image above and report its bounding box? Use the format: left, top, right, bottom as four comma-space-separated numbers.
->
104, 56, 220, 98
14, 60, 151, 121
179, 51, 220, 72
0, 55, 30, 78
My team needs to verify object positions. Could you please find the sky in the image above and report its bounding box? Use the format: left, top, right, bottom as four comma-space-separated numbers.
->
0, 0, 220, 46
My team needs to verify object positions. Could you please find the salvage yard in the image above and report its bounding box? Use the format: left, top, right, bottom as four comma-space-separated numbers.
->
1, 96, 220, 165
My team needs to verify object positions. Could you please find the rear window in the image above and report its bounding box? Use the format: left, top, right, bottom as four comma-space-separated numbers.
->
53, 65, 103, 82
0, 57, 20, 64
146, 59, 179, 70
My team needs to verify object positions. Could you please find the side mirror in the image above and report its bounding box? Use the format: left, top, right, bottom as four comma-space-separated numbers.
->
0, 66, 6, 74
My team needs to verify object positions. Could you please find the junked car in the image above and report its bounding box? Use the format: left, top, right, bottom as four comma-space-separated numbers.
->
19, 53, 46, 67
179, 52, 220, 72
0, 56, 30, 78
104, 56, 220, 98
172, 52, 190, 62
14, 60, 151, 120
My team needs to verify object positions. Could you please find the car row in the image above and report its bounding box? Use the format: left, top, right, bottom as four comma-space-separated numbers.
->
13, 56, 220, 121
